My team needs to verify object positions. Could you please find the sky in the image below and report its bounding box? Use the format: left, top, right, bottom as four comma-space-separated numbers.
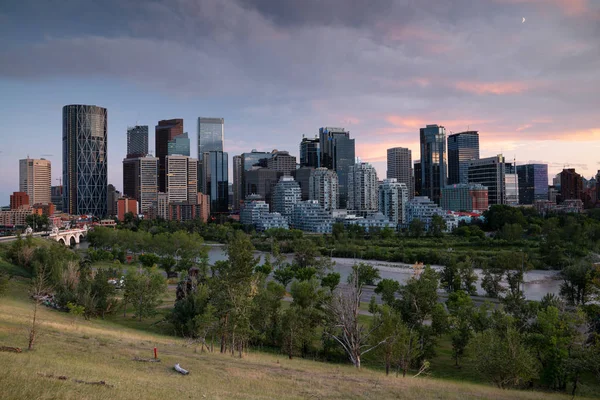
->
0, 0, 599, 205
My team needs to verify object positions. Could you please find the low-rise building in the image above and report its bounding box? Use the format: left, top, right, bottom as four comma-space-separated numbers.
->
291, 200, 333, 233
32, 203, 56, 216
405, 196, 456, 232
10, 192, 29, 210
256, 212, 289, 231
344, 212, 395, 232
0, 208, 33, 226
117, 198, 138, 221
240, 196, 269, 226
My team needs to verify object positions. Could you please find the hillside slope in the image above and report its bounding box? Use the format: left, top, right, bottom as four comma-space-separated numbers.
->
0, 280, 584, 400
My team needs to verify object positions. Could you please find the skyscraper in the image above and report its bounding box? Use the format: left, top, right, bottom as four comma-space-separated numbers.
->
386, 147, 413, 198
197, 118, 224, 160
107, 184, 119, 216
420, 124, 447, 205
348, 162, 378, 216
155, 119, 183, 193
267, 150, 296, 175
300, 136, 320, 168
241, 150, 275, 200
414, 160, 422, 196
468, 155, 506, 205
19, 157, 51, 205
378, 178, 409, 225
202, 151, 229, 214
559, 168, 583, 202
447, 131, 479, 185
168, 132, 190, 156
309, 168, 338, 211
166, 155, 198, 204
232, 155, 242, 211
63, 104, 107, 216
319, 127, 355, 208
123, 155, 159, 213
126, 125, 149, 158
272, 176, 302, 223
517, 164, 548, 205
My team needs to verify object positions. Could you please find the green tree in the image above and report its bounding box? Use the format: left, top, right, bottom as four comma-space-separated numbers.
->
370, 305, 404, 375
375, 279, 401, 307
139, 253, 160, 269
408, 219, 425, 238
321, 272, 341, 291
470, 326, 538, 388
123, 267, 167, 321
446, 291, 475, 366
250, 281, 285, 347
430, 215, 447, 237
559, 262, 597, 306
273, 264, 295, 288
25, 214, 50, 232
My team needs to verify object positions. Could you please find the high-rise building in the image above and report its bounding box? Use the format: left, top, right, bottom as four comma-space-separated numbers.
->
447, 131, 479, 185
378, 178, 409, 225
232, 155, 242, 211
559, 168, 583, 203
63, 104, 108, 216
420, 124, 447, 205
300, 136, 320, 168
107, 184, 119, 216
272, 176, 302, 222
414, 160, 422, 196
441, 184, 488, 212
166, 155, 198, 204
504, 162, 519, 205
10, 192, 29, 210
387, 147, 413, 198
51, 186, 63, 211
122, 156, 159, 213
157, 192, 169, 220
348, 162, 378, 216
241, 150, 275, 200
468, 155, 506, 205
516, 164, 549, 205
319, 127, 355, 208
197, 118, 224, 160
292, 167, 314, 201
309, 168, 338, 211
267, 150, 296, 175
168, 132, 190, 156
240, 196, 270, 226
117, 198, 138, 221
155, 119, 184, 193
126, 125, 149, 158
244, 168, 281, 206
19, 157, 51, 206
202, 151, 229, 214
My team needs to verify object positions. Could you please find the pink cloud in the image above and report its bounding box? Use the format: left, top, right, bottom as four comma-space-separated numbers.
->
498, 0, 589, 16
454, 81, 538, 95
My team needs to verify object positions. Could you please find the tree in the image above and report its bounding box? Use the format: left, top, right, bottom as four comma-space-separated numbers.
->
470, 326, 538, 388
481, 266, 505, 298
250, 281, 285, 347
273, 264, 295, 288
326, 265, 383, 368
446, 291, 475, 366
375, 279, 401, 307
139, 253, 160, 269
559, 262, 597, 306
408, 219, 425, 238
370, 305, 403, 375
123, 267, 167, 321
26, 214, 50, 232
321, 272, 341, 291
430, 215, 447, 237
483, 204, 525, 232
28, 264, 51, 350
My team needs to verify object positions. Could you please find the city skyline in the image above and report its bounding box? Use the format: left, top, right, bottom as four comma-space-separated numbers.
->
1, 0, 599, 204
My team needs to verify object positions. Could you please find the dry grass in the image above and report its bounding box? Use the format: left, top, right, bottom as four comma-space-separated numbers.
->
0, 282, 588, 400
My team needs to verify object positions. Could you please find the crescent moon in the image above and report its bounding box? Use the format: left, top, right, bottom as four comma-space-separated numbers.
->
522, 17, 526, 23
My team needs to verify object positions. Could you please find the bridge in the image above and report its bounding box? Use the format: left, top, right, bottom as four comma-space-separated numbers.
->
0, 226, 88, 246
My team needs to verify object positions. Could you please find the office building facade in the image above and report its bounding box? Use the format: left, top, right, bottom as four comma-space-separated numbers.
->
267, 151, 296, 175
300, 136, 320, 168
241, 150, 274, 199
420, 124, 447, 205
560, 168, 583, 203
504, 162, 520, 206
319, 127, 355, 208
107, 184, 119, 216
447, 131, 479, 185
244, 168, 281, 206
166, 155, 198, 204
348, 162, 378, 216
122, 156, 159, 213
126, 125, 148, 158
467, 155, 506, 205
155, 119, 184, 192
202, 151, 229, 213
19, 157, 51, 206
168, 132, 190, 156
232, 155, 242, 211
272, 176, 302, 222
63, 104, 108, 216
197, 118, 224, 160
441, 184, 489, 212
292, 167, 314, 201
516, 164, 549, 205
240, 197, 270, 226
378, 178, 409, 225
10, 192, 29, 210
291, 200, 333, 233
387, 147, 413, 198
309, 168, 338, 211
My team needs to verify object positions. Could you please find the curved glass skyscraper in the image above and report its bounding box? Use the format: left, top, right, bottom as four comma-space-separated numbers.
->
63, 104, 108, 217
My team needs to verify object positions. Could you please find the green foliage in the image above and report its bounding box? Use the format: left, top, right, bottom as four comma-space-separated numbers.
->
483, 205, 525, 232
446, 291, 475, 366
430, 215, 447, 237
375, 279, 401, 307
350, 263, 381, 287
408, 219, 425, 238
25, 214, 50, 232
470, 326, 538, 388
123, 267, 167, 321
559, 261, 598, 306
138, 253, 160, 268
440, 257, 477, 295
320, 272, 341, 291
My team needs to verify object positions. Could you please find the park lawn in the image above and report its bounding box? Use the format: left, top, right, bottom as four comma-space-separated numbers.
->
1, 280, 595, 400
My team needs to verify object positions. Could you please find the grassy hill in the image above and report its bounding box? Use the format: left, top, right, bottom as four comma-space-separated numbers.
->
0, 279, 586, 400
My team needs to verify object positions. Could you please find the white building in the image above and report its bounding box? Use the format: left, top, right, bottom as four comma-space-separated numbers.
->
309, 168, 338, 211
19, 157, 51, 205
405, 196, 456, 232
240, 197, 269, 226
345, 212, 395, 232
291, 200, 333, 233
166, 155, 198, 204
378, 178, 409, 225
272, 176, 301, 222
256, 212, 289, 231
348, 162, 378, 216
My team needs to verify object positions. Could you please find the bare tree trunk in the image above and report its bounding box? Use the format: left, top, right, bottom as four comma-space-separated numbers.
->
28, 298, 39, 351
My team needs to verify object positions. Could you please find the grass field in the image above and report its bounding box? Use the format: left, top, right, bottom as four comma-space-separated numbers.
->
1, 279, 592, 400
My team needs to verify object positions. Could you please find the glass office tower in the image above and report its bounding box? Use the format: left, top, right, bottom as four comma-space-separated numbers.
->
319, 127, 355, 208
447, 131, 479, 185
197, 118, 224, 160
420, 124, 447, 205
62, 104, 108, 216
203, 151, 229, 213
300, 136, 320, 168
168, 132, 190, 156
517, 164, 548, 204
126, 125, 148, 158
155, 119, 184, 193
